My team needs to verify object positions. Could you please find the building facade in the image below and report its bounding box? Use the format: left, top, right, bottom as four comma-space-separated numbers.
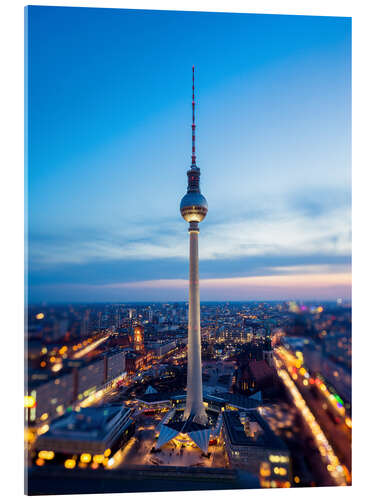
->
222, 410, 291, 487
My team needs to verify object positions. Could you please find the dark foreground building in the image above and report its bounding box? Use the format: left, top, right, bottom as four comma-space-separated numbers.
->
222, 410, 291, 488
27, 465, 260, 495
32, 405, 134, 468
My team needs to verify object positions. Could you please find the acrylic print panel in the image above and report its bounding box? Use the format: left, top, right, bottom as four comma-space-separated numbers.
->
25, 4, 351, 495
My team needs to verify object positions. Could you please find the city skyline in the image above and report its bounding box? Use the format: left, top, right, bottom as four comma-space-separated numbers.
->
27, 7, 351, 303
26, 299, 352, 491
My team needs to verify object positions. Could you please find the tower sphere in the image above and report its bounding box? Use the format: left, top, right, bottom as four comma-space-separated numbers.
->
180, 191, 208, 223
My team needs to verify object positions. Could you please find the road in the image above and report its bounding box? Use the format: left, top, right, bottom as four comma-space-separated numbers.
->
291, 370, 351, 471
275, 348, 351, 484
72, 335, 110, 359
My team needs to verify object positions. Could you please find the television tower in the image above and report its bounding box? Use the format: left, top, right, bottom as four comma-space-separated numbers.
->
180, 66, 208, 425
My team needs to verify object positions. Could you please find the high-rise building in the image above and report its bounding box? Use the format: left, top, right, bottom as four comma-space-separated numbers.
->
180, 66, 208, 425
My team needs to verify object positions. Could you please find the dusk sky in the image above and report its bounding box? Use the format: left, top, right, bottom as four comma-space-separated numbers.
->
26, 6, 351, 303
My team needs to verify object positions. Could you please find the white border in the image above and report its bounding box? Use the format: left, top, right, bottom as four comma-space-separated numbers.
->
1, 1, 374, 499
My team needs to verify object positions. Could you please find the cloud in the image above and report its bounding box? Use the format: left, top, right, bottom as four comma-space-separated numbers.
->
29, 269, 351, 303
28, 188, 351, 302
91, 267, 351, 291
29, 199, 350, 267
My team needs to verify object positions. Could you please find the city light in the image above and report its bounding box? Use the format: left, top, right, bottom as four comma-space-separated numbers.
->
25, 300, 351, 491
24, 395, 36, 408
38, 450, 55, 460
64, 459, 76, 469
273, 467, 287, 476
73, 335, 110, 359
80, 453, 92, 463
269, 455, 289, 463
277, 346, 349, 419
275, 359, 347, 486
37, 424, 49, 435
260, 462, 271, 477
24, 428, 36, 444
295, 351, 303, 362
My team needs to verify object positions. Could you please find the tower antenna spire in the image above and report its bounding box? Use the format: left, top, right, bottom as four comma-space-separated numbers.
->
192, 65, 196, 166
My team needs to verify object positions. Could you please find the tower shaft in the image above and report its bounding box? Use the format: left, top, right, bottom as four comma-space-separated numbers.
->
183, 222, 207, 424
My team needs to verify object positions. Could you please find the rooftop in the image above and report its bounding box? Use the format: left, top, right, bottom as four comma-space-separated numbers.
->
37, 404, 131, 442
248, 360, 274, 380
205, 392, 261, 410
167, 409, 218, 433
137, 391, 185, 404
223, 410, 287, 450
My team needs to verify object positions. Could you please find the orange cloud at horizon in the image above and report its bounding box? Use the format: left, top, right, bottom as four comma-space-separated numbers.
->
40, 270, 351, 301
103, 272, 351, 291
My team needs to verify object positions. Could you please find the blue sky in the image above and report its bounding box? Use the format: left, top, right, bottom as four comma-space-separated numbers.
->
26, 6, 351, 303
